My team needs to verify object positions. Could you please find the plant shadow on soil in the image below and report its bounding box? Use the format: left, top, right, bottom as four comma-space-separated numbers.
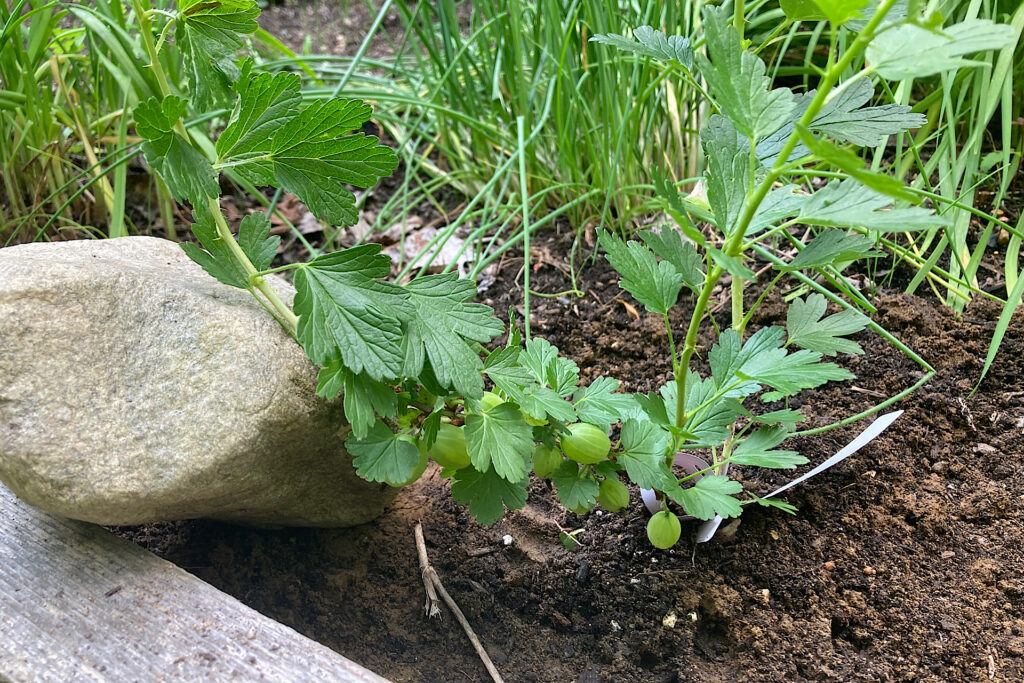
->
117, 231, 1024, 682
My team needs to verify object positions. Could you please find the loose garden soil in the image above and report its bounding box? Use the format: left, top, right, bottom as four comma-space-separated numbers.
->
117, 230, 1024, 682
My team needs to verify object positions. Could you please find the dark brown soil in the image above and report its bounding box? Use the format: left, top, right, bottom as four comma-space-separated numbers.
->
256, 0, 405, 60
118, 235, 1024, 682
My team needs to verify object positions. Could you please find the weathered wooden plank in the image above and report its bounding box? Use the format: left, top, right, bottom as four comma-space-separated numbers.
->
0, 484, 391, 682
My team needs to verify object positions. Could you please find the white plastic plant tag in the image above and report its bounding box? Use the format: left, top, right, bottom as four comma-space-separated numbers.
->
695, 410, 904, 543
695, 516, 724, 543
762, 410, 904, 500
640, 487, 662, 514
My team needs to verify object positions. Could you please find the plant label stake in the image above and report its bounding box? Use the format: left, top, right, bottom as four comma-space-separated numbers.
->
699, 410, 904, 543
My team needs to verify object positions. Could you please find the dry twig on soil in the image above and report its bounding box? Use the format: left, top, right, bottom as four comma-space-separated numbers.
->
414, 523, 505, 683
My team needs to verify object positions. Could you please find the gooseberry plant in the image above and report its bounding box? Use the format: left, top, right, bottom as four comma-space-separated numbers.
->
130, 0, 988, 549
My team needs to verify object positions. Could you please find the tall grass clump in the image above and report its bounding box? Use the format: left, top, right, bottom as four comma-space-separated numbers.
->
262, 0, 713, 276
0, 0, 163, 242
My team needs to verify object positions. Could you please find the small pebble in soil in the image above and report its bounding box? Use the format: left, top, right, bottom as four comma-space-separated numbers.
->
662, 612, 678, 629
824, 561, 836, 571
577, 560, 590, 584
610, 620, 621, 632
941, 551, 955, 559
502, 534, 513, 546
863, 566, 877, 576
759, 589, 770, 605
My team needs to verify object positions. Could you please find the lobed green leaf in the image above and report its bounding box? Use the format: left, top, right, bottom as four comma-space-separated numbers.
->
450, 465, 529, 525
180, 203, 248, 289
292, 245, 411, 380
599, 231, 682, 315
730, 427, 807, 468
552, 461, 600, 511
666, 475, 743, 520
464, 402, 534, 482
589, 25, 693, 68
401, 273, 503, 398
134, 96, 218, 204
695, 5, 795, 141
176, 0, 259, 109
786, 294, 869, 356
573, 376, 638, 430
618, 419, 674, 489
640, 228, 704, 292
780, 229, 882, 271
866, 19, 1017, 80
346, 421, 420, 485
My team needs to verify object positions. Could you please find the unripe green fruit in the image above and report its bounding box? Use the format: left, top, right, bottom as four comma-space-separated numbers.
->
428, 424, 471, 470
531, 444, 563, 479
597, 477, 629, 512
560, 423, 611, 464
647, 510, 681, 549
478, 391, 504, 412
393, 435, 429, 487
522, 411, 548, 427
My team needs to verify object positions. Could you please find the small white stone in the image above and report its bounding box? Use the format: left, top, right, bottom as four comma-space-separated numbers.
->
688, 612, 698, 622
662, 612, 678, 628
502, 534, 513, 546
630, 577, 641, 584
610, 620, 621, 632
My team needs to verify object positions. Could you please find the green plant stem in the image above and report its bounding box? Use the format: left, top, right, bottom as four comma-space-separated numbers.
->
739, 272, 782, 331
131, 0, 172, 99
131, 0, 298, 331
731, 275, 744, 332
253, 262, 305, 278
673, 264, 723, 432
664, 313, 680, 377
205, 196, 299, 329
671, 0, 899, 438
678, 452, 739, 485
742, 3, 896, 248
517, 115, 531, 340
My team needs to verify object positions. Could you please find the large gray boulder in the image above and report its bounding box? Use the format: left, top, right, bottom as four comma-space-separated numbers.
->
0, 236, 394, 527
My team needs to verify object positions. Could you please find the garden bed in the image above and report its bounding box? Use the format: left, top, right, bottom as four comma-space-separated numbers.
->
116, 238, 1024, 682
